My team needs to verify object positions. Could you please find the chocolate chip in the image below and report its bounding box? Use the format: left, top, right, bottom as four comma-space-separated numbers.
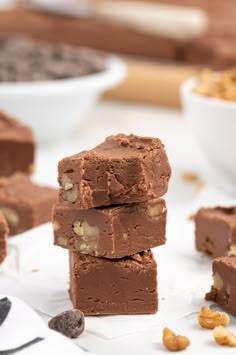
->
48, 309, 84, 338
0, 297, 12, 326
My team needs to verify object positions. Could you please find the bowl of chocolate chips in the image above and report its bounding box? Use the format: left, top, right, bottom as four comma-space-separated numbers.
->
0, 37, 125, 145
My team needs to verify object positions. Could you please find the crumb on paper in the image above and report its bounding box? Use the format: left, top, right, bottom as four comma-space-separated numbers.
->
31, 269, 40, 273
181, 172, 199, 182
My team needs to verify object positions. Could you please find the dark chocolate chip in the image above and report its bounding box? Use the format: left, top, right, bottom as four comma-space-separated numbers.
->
48, 309, 84, 338
0, 337, 44, 355
0, 298, 11, 326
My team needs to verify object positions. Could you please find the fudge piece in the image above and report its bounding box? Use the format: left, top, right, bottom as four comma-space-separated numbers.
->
0, 111, 35, 177
58, 134, 171, 209
53, 198, 167, 258
206, 256, 236, 316
0, 173, 58, 235
69, 250, 158, 315
0, 212, 8, 264
194, 206, 236, 258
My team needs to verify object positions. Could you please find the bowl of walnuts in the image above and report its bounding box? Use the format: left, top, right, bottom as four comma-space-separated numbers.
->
181, 68, 236, 193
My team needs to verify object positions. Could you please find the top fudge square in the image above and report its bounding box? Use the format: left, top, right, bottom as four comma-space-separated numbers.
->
58, 134, 171, 208
0, 111, 35, 177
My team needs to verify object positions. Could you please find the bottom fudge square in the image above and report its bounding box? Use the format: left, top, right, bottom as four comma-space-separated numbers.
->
0, 211, 8, 264
69, 250, 158, 315
0, 173, 58, 235
206, 256, 236, 316
194, 206, 236, 258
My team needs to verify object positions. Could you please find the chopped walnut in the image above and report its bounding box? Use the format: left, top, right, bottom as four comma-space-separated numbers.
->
73, 221, 99, 240
1, 206, 19, 226
149, 203, 164, 217
198, 307, 229, 329
213, 272, 224, 290
213, 326, 236, 347
162, 327, 190, 351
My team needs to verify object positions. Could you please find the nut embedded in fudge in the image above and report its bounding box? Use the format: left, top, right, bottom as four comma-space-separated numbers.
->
53, 198, 167, 258
0, 173, 58, 235
0, 111, 35, 177
0, 211, 8, 264
58, 134, 171, 209
206, 256, 236, 317
194, 206, 236, 258
69, 250, 158, 315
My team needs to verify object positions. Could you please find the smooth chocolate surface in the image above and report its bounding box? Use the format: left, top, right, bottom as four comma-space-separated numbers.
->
69, 250, 158, 315
0, 173, 58, 235
0, 211, 8, 264
53, 198, 166, 258
0, 111, 35, 177
194, 206, 236, 258
58, 134, 171, 209
206, 256, 236, 316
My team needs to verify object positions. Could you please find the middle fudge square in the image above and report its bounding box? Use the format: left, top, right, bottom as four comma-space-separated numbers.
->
53, 198, 167, 258
194, 206, 236, 258
69, 250, 158, 315
58, 134, 171, 209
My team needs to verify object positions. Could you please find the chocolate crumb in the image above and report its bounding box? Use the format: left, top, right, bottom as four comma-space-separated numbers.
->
48, 309, 84, 338
0, 297, 11, 326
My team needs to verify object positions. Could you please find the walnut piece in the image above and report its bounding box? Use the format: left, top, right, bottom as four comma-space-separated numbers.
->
57, 236, 68, 247
149, 203, 164, 217
63, 185, 78, 203
228, 244, 236, 255
74, 240, 98, 255
162, 327, 190, 351
1, 206, 19, 226
53, 221, 61, 232
61, 174, 73, 191
213, 326, 236, 347
213, 272, 224, 290
61, 174, 78, 202
73, 221, 99, 241
198, 307, 229, 329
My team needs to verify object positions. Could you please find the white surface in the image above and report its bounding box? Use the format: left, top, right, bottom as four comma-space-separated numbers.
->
0, 293, 92, 354
0, 57, 126, 145
181, 77, 236, 195
0, 100, 233, 354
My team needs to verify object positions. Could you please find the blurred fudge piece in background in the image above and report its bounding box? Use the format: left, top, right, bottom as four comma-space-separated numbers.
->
0, 211, 8, 264
0, 0, 236, 68
0, 111, 35, 177
0, 173, 57, 235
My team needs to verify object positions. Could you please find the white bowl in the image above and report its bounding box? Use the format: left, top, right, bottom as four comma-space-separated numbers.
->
181, 77, 236, 193
0, 55, 126, 145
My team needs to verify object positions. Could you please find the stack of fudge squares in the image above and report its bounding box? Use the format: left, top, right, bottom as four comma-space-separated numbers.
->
53, 134, 171, 315
0, 112, 57, 265
194, 206, 236, 317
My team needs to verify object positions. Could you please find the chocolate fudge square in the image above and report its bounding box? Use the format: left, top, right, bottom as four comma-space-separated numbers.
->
53, 198, 167, 258
0, 111, 35, 177
69, 250, 158, 315
0, 173, 57, 235
58, 134, 171, 209
0, 211, 8, 264
194, 206, 236, 258
206, 256, 236, 316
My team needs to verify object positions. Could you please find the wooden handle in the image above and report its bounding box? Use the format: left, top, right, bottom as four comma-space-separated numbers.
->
105, 59, 199, 107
